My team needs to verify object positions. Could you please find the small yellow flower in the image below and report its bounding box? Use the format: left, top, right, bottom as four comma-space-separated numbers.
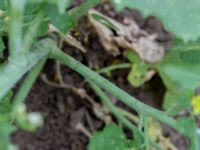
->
191, 95, 200, 115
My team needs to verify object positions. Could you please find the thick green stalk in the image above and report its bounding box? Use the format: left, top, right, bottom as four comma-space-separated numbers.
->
9, 0, 25, 57
51, 48, 178, 129
14, 58, 47, 105
0, 39, 53, 100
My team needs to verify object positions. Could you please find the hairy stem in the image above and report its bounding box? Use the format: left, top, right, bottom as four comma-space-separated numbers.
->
9, 0, 25, 57
50, 48, 178, 130
14, 58, 47, 105
97, 63, 131, 74
88, 81, 143, 145
0, 39, 53, 100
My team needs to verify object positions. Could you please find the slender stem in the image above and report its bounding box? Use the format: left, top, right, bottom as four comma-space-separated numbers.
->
138, 114, 144, 131
89, 81, 164, 149
51, 48, 178, 130
9, 0, 25, 57
143, 116, 149, 150
14, 58, 47, 105
88, 81, 143, 145
149, 140, 163, 150
116, 107, 139, 123
97, 63, 131, 74
23, 11, 45, 53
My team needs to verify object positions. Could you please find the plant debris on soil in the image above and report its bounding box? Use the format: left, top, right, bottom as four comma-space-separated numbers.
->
12, 1, 189, 150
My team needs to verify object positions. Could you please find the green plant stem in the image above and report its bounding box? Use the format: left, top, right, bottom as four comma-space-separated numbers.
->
23, 11, 45, 53
89, 81, 164, 149
9, 0, 25, 57
14, 58, 47, 105
97, 63, 131, 74
88, 81, 143, 145
116, 107, 139, 123
138, 114, 144, 131
51, 48, 178, 130
0, 39, 53, 100
149, 140, 163, 150
143, 116, 149, 150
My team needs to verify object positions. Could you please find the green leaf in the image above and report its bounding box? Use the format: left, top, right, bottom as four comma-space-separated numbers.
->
126, 50, 148, 87
111, 0, 200, 42
176, 117, 200, 150
28, 0, 72, 13
24, 4, 49, 37
69, 0, 100, 20
158, 62, 200, 91
45, 0, 100, 33
0, 0, 5, 9
165, 91, 191, 116
0, 91, 15, 150
126, 50, 142, 64
156, 45, 200, 112
57, 0, 72, 14
88, 124, 133, 150
45, 5, 75, 33
179, 50, 200, 64
128, 63, 148, 87
177, 117, 195, 137
0, 10, 5, 33
0, 91, 13, 121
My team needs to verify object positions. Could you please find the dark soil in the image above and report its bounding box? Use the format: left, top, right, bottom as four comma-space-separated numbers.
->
12, 1, 188, 150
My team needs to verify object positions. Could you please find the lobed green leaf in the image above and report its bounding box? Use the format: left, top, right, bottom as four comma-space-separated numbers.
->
155, 44, 200, 113
111, 0, 200, 42
88, 124, 134, 150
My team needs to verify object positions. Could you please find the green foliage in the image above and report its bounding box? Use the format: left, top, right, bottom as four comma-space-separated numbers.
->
0, 0, 200, 149
24, 4, 49, 37
0, 91, 16, 150
176, 117, 200, 150
180, 50, 200, 64
164, 91, 191, 116
126, 50, 148, 87
88, 124, 134, 150
0, 14, 4, 32
27, 0, 72, 14
128, 64, 148, 87
0, 0, 6, 10
111, 0, 200, 42
45, 5, 75, 33
155, 43, 200, 113
0, 91, 13, 121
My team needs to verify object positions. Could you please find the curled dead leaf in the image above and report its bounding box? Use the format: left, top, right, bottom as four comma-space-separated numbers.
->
88, 9, 165, 63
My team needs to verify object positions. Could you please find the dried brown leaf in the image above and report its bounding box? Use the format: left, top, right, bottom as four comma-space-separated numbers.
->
88, 9, 165, 63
